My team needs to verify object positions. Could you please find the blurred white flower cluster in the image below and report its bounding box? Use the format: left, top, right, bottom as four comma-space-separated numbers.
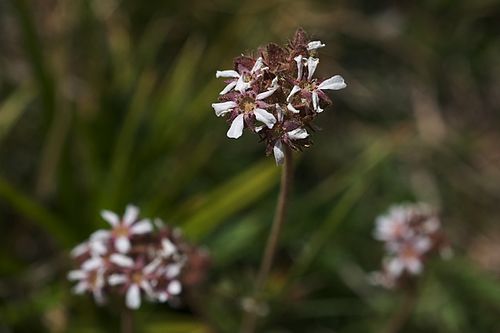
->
68, 205, 209, 309
370, 203, 450, 289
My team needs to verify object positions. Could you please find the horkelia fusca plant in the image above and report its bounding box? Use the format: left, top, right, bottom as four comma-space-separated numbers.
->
212, 28, 346, 164
68, 205, 209, 309
370, 203, 451, 289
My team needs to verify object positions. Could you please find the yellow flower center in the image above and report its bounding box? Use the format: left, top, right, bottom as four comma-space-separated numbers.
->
132, 272, 143, 284
240, 97, 256, 113
114, 224, 129, 238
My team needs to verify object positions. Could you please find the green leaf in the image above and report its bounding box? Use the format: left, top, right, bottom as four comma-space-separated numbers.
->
178, 160, 280, 241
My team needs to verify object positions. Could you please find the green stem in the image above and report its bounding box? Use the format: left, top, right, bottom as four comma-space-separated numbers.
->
240, 146, 293, 333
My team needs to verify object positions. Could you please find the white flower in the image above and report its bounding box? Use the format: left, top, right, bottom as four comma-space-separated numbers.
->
292, 56, 319, 81
108, 258, 159, 309
156, 280, 182, 303
213, 91, 277, 139
374, 213, 411, 243
99, 205, 153, 253
68, 266, 106, 304
70, 232, 109, 258
159, 238, 177, 258
386, 239, 428, 277
287, 57, 346, 113
307, 40, 326, 51
272, 128, 309, 165
215, 57, 266, 94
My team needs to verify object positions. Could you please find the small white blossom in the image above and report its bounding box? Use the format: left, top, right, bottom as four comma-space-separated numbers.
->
98, 205, 153, 253
307, 40, 326, 50
371, 203, 449, 289
215, 57, 266, 94
68, 266, 106, 304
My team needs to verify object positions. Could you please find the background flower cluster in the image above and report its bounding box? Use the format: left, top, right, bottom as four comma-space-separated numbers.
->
68, 205, 209, 309
371, 203, 449, 289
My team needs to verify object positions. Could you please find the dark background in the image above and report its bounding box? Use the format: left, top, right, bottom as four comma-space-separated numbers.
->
1, 0, 500, 332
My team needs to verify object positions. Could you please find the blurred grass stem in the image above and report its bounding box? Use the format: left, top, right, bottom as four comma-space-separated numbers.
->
241, 146, 293, 333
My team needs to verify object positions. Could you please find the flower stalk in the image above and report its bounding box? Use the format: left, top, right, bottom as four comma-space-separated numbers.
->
240, 145, 293, 333
121, 307, 134, 333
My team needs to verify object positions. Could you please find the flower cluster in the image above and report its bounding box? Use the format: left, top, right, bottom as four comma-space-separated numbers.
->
68, 205, 209, 309
211, 28, 346, 164
370, 203, 449, 289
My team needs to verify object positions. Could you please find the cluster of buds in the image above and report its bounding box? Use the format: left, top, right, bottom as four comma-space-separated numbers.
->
370, 203, 449, 289
68, 205, 209, 309
211, 28, 346, 164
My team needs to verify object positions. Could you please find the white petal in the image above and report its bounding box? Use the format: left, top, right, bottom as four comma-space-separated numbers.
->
387, 258, 404, 277
275, 103, 284, 122
235, 76, 251, 92
307, 57, 319, 80
256, 88, 277, 100
212, 101, 237, 117
115, 236, 131, 253
165, 263, 183, 278
143, 258, 161, 275
273, 141, 285, 165
101, 210, 119, 227
90, 229, 111, 241
287, 128, 309, 140
126, 284, 141, 309
270, 76, 278, 89
110, 253, 134, 268
312, 91, 319, 111
219, 81, 237, 95
215, 70, 239, 78
89, 239, 108, 256
251, 57, 264, 73
157, 292, 169, 302
307, 40, 325, 50
253, 108, 276, 129
70, 242, 88, 258
423, 218, 440, 233
161, 239, 177, 257
130, 219, 152, 235
406, 258, 423, 275
287, 103, 300, 114
108, 274, 128, 286
227, 114, 245, 139
73, 281, 88, 295
82, 257, 103, 271
317, 75, 346, 90
294, 55, 303, 80
168, 280, 182, 295
287, 85, 301, 102
123, 205, 139, 226
140, 280, 155, 298
68, 270, 86, 281
414, 237, 431, 253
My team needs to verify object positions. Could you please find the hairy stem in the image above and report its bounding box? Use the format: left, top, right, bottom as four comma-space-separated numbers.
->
121, 307, 134, 333
240, 146, 294, 333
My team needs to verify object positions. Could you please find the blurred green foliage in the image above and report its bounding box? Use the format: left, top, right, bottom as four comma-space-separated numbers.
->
1, 0, 500, 332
